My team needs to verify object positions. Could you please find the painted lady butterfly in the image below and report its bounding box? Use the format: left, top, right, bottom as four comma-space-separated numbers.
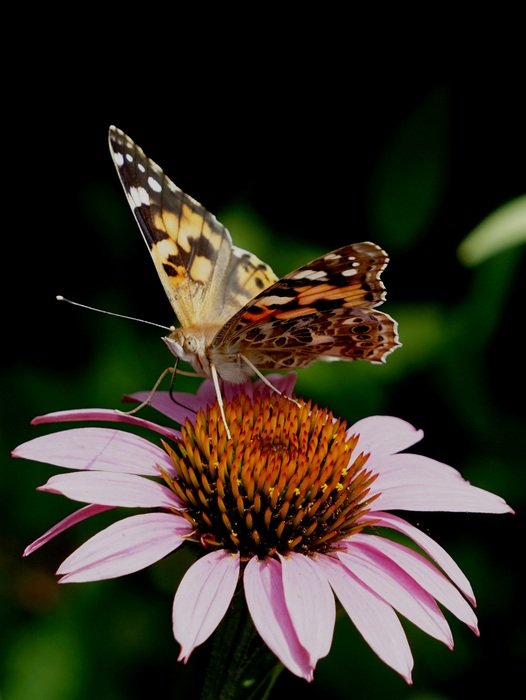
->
109, 127, 400, 430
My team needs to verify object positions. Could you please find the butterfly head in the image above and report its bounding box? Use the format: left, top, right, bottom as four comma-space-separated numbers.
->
163, 328, 211, 378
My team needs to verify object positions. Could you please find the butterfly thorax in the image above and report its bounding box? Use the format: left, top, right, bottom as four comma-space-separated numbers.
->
163, 326, 255, 383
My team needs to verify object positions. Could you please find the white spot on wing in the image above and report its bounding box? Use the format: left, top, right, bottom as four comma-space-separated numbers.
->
138, 187, 150, 205
126, 153, 134, 163
138, 163, 146, 173
114, 152, 124, 167
148, 176, 162, 193
128, 186, 151, 208
342, 269, 357, 276
291, 269, 328, 280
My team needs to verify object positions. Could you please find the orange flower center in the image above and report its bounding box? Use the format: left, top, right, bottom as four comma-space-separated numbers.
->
163, 394, 378, 558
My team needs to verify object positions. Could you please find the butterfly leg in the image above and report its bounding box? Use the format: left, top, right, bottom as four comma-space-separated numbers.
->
210, 363, 232, 440
239, 354, 302, 408
117, 365, 176, 415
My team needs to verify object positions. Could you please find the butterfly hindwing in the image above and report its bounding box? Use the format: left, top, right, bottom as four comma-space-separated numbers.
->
108, 126, 277, 330
210, 243, 399, 369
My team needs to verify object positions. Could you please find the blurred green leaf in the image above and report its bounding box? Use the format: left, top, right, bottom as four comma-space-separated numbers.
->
455, 247, 522, 344
387, 303, 446, 372
219, 201, 281, 261
296, 362, 389, 419
458, 195, 526, 266
435, 248, 523, 439
3, 620, 84, 700
368, 88, 449, 249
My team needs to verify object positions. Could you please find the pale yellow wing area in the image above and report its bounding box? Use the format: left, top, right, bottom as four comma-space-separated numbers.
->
108, 127, 277, 331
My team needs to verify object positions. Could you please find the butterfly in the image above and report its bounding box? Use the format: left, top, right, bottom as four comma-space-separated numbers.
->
108, 126, 400, 433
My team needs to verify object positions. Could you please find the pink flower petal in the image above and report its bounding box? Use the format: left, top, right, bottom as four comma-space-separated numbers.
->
348, 416, 424, 457
24, 504, 113, 556
224, 374, 297, 402
374, 453, 465, 481
195, 380, 220, 405
57, 513, 192, 582
371, 456, 512, 513
244, 556, 313, 681
13, 428, 175, 477
278, 553, 335, 664
128, 375, 298, 422
338, 546, 453, 647
173, 550, 239, 659
38, 471, 182, 510
351, 534, 478, 633
125, 391, 204, 424
361, 511, 476, 604
318, 554, 413, 683
197, 374, 298, 405
31, 408, 180, 440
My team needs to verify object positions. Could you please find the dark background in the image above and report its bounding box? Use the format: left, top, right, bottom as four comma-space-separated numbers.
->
2, 41, 524, 700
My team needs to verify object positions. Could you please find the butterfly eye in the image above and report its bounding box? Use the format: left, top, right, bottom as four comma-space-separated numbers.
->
183, 335, 200, 354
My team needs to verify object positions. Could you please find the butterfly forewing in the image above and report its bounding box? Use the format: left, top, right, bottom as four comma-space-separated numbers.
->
108, 126, 277, 331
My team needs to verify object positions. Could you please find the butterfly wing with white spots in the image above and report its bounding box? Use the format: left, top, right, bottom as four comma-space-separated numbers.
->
108, 126, 278, 336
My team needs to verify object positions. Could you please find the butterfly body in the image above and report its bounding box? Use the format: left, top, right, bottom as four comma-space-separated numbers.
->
108, 126, 400, 386
164, 325, 249, 382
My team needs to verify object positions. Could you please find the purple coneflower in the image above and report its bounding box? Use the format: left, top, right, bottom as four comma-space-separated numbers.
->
13, 375, 511, 685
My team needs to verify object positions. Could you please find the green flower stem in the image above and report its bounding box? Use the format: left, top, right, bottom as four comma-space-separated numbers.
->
200, 590, 284, 700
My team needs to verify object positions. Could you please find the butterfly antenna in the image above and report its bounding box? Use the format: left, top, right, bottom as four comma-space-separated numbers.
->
56, 295, 175, 332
